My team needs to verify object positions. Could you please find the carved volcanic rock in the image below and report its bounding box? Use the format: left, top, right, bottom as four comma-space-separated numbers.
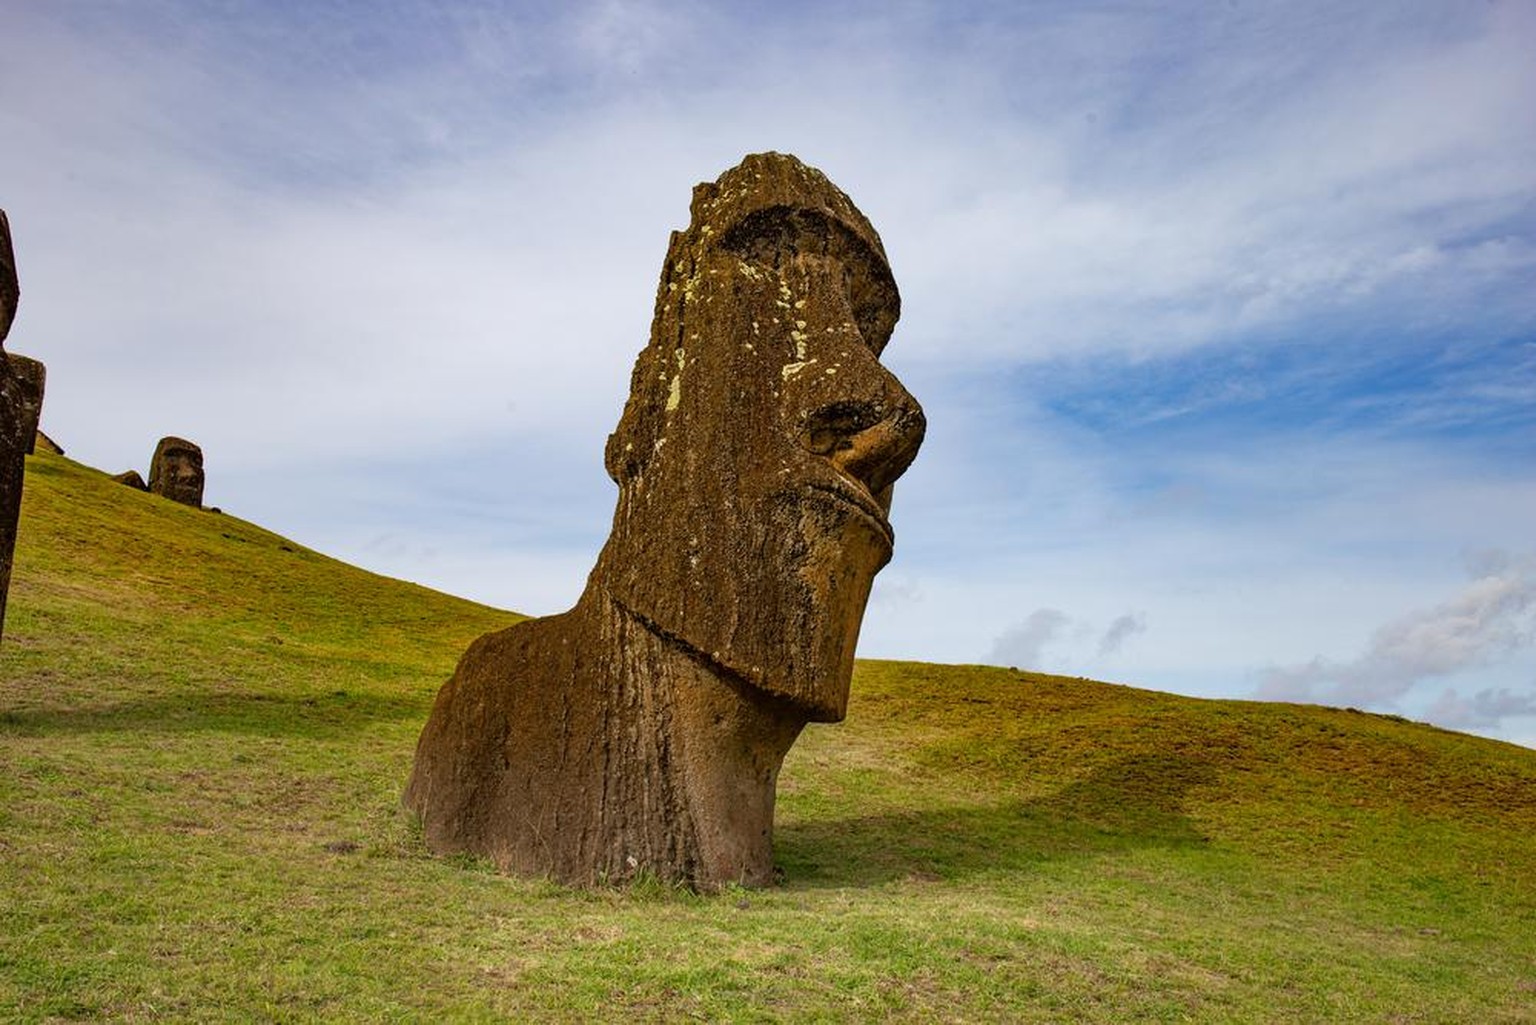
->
6, 357, 45, 442
112, 469, 148, 491
148, 436, 204, 507
1, 209, 45, 643
406, 153, 925, 888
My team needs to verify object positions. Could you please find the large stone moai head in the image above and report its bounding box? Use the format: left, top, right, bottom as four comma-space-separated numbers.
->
2, 208, 46, 643
148, 436, 205, 507
1, 210, 45, 453
406, 154, 924, 888
595, 153, 925, 722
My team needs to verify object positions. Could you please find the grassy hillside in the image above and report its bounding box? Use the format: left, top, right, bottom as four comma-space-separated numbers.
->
3, 448, 1534, 1022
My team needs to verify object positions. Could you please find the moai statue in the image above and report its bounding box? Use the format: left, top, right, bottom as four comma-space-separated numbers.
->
1, 209, 47, 643
148, 436, 204, 507
406, 153, 926, 888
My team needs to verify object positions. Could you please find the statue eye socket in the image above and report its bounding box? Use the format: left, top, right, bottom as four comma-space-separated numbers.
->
804, 428, 848, 457
719, 206, 898, 354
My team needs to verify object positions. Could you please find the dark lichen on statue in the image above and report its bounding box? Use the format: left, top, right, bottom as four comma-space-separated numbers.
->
405, 153, 925, 888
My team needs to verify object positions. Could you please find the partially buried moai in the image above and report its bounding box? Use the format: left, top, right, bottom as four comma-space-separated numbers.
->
405, 153, 925, 888
1, 209, 47, 644
148, 436, 204, 507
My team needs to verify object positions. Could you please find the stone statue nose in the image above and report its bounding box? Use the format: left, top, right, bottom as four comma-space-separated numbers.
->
800, 384, 926, 502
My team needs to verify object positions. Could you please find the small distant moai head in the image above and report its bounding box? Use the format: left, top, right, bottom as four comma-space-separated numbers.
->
597, 152, 925, 722
148, 436, 204, 507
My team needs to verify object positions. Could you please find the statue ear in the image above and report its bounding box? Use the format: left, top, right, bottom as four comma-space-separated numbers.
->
605, 340, 667, 485
603, 427, 632, 484
607, 231, 693, 485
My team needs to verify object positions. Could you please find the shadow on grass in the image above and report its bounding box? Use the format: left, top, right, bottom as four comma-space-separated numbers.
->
775, 752, 1218, 887
0, 688, 426, 739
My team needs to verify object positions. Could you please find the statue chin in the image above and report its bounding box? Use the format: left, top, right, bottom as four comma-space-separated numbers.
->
728, 488, 893, 723
597, 475, 894, 724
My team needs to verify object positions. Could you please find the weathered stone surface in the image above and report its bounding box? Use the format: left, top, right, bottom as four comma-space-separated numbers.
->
1, 209, 46, 644
406, 153, 925, 888
148, 436, 204, 507
112, 469, 148, 491
8, 356, 45, 445
33, 430, 61, 456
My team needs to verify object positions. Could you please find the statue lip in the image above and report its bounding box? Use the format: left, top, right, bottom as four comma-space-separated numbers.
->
805, 479, 895, 547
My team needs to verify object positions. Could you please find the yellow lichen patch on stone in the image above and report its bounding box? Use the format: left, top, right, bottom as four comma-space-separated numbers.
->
781, 359, 817, 380
666, 347, 687, 411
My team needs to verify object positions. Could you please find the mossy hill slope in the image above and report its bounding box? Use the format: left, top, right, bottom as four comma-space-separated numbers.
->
3, 449, 1534, 1023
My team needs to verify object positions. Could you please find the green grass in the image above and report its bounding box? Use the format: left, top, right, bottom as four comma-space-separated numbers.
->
3, 448, 1535, 1022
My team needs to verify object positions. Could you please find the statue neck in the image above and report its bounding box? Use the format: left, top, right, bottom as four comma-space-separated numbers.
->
586, 587, 807, 887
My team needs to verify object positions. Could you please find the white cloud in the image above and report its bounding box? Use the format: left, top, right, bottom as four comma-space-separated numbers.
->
1256, 553, 1536, 717
981, 607, 1147, 674
1428, 686, 1536, 732
989, 609, 1070, 670
569, 0, 692, 76
1098, 613, 1147, 656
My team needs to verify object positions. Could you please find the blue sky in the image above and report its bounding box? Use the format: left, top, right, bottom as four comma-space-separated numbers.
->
4, 0, 1534, 746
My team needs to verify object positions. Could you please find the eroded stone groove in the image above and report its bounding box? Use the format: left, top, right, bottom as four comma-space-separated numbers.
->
405, 153, 925, 888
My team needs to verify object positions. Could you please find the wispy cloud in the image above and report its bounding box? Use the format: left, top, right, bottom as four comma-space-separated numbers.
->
1256, 552, 1536, 723
989, 609, 1070, 670
1428, 686, 1536, 731
1098, 613, 1147, 657
986, 608, 1147, 671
